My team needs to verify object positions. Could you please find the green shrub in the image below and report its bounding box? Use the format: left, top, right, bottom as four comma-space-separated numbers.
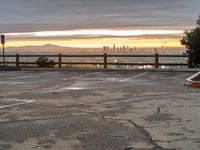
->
36, 57, 55, 67
48, 60, 55, 68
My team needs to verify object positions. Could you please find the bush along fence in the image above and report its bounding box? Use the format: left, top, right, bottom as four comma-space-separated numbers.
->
0, 53, 190, 69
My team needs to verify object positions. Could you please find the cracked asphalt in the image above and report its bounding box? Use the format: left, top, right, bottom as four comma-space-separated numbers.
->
0, 70, 199, 150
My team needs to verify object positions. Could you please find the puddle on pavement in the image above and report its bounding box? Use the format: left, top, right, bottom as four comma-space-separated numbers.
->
39, 78, 122, 93
60, 77, 123, 90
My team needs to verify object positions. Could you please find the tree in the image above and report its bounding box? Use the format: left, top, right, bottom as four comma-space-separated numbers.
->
181, 16, 200, 67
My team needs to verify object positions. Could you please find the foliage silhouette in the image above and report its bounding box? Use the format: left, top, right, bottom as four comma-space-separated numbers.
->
36, 57, 55, 67
181, 16, 200, 67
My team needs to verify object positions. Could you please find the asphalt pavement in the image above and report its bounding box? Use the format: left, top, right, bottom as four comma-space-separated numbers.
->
0, 70, 199, 150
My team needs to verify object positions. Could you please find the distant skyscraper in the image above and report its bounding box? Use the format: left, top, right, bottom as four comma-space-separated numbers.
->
107, 46, 110, 52
103, 46, 107, 52
123, 45, 126, 51
113, 44, 116, 51
127, 45, 129, 51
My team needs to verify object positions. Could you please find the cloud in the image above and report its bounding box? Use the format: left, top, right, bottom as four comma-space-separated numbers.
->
0, 0, 200, 33
7, 29, 183, 36
7, 34, 183, 42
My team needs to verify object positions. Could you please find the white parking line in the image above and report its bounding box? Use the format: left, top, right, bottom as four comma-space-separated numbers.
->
11, 74, 38, 80
68, 72, 101, 80
0, 99, 35, 109
10, 72, 58, 80
120, 72, 149, 82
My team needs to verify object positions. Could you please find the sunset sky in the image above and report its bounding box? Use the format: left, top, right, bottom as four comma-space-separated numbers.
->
0, 0, 200, 48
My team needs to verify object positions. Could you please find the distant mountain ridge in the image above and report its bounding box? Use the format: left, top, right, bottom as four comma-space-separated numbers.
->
5, 44, 100, 54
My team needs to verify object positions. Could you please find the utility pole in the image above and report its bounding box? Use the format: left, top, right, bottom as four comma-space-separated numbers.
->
1, 35, 5, 67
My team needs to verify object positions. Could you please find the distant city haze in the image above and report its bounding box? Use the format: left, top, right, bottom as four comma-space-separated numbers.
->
0, 0, 200, 51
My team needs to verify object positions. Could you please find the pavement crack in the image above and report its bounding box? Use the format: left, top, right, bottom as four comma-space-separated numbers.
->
30, 103, 85, 109
72, 109, 107, 122
155, 138, 200, 143
103, 117, 168, 150
105, 134, 124, 138
57, 104, 85, 108
127, 119, 167, 150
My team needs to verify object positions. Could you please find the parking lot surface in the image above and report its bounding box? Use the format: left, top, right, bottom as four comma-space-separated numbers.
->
0, 70, 199, 150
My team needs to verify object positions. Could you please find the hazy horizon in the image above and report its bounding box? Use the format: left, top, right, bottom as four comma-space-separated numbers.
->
3, 44, 185, 56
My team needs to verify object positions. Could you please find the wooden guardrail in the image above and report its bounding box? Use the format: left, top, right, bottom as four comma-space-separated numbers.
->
0, 53, 189, 68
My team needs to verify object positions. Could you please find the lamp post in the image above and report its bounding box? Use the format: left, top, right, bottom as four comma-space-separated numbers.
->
1, 35, 5, 67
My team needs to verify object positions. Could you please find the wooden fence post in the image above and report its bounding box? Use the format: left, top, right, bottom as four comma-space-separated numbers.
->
155, 53, 159, 69
16, 53, 19, 68
58, 53, 62, 68
104, 53, 107, 69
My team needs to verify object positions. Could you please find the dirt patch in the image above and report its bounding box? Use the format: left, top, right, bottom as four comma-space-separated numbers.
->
144, 113, 181, 122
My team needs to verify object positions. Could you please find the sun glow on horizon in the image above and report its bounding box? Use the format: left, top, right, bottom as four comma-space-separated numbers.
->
4, 29, 184, 48
5, 38, 183, 48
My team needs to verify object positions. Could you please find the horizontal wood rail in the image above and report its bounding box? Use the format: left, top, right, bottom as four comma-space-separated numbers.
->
0, 53, 190, 69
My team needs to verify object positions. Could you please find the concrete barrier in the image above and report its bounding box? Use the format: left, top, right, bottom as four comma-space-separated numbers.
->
185, 71, 200, 88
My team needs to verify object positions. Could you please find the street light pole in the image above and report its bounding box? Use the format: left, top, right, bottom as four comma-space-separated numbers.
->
1, 35, 5, 67
2, 43, 5, 67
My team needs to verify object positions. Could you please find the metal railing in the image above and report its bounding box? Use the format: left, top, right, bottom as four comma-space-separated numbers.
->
0, 53, 189, 68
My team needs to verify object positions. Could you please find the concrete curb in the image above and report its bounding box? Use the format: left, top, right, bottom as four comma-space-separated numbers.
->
0, 68, 21, 71
185, 71, 200, 88
20, 68, 200, 73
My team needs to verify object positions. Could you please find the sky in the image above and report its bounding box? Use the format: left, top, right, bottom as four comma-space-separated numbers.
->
0, 0, 200, 48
